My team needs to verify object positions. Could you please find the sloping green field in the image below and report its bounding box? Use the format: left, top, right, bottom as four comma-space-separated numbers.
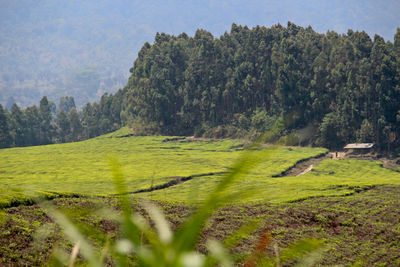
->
142, 157, 400, 203
0, 128, 238, 205
1, 127, 400, 207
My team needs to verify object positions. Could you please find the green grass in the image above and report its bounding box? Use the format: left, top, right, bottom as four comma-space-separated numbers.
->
139, 158, 400, 204
2, 127, 400, 207
0, 127, 325, 207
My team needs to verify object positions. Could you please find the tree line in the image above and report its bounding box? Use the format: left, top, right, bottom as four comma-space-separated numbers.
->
1, 23, 400, 153
0, 91, 123, 148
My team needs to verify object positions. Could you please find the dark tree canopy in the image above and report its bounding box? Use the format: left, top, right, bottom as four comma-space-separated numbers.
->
122, 23, 400, 152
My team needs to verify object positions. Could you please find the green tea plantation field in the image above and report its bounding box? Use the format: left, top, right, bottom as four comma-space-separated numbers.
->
1, 127, 399, 207
0, 127, 330, 207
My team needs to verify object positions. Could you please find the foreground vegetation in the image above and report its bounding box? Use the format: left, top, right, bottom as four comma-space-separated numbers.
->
1, 186, 400, 266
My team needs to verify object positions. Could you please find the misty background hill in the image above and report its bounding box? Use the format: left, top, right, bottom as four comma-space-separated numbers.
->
1, 0, 399, 108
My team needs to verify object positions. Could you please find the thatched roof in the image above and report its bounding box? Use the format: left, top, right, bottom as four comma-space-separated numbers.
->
344, 143, 374, 149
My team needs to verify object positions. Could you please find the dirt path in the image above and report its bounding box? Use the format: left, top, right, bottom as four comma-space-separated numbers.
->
272, 153, 328, 177
296, 164, 314, 176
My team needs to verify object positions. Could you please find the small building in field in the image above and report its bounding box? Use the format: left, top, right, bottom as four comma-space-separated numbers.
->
344, 143, 374, 149
343, 143, 374, 154
331, 143, 374, 159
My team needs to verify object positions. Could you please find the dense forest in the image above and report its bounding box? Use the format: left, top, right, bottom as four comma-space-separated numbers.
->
1, 23, 400, 153
123, 23, 400, 152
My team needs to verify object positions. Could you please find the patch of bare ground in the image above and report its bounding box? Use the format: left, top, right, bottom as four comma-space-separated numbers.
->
381, 158, 400, 172
1, 186, 400, 266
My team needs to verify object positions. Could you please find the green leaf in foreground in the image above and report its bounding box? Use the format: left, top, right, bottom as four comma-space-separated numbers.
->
45, 146, 324, 266
43, 202, 103, 267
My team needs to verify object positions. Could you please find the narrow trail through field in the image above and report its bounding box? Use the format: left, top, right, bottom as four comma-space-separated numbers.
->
272, 152, 329, 177
296, 164, 314, 176
115, 171, 227, 195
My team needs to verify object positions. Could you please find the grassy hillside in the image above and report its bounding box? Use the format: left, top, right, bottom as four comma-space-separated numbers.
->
0, 127, 327, 207
2, 127, 400, 208
140, 157, 400, 203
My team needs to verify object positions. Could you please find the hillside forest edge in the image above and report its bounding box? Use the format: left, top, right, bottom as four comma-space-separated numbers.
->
1, 23, 400, 153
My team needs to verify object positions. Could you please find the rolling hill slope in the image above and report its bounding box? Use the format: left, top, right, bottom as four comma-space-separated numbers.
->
2, 128, 400, 207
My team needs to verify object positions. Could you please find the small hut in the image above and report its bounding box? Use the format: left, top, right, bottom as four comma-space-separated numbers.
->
343, 143, 374, 155
344, 143, 374, 149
